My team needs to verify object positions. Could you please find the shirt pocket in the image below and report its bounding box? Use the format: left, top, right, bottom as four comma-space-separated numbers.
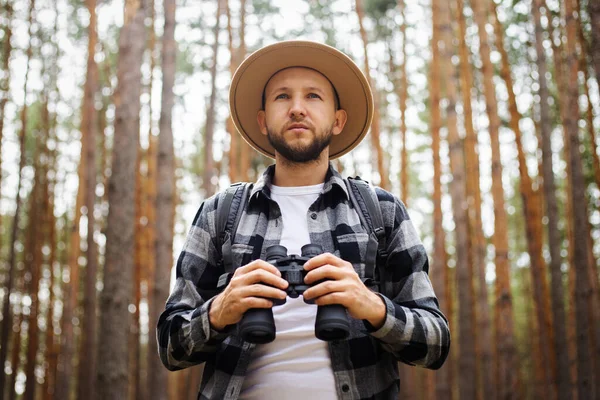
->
335, 231, 370, 279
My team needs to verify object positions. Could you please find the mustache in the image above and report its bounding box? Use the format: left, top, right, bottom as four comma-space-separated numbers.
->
283, 118, 315, 131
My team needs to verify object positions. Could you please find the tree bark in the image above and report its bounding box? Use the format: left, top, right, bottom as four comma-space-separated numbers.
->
0, 0, 35, 396
148, 0, 176, 398
429, 3, 452, 398
96, 0, 147, 398
226, 0, 238, 183
0, 0, 14, 234
23, 140, 45, 400
203, 0, 223, 197
437, 0, 476, 399
578, 6, 600, 193
469, 0, 520, 396
563, 0, 594, 397
540, 1, 578, 395
455, 1, 498, 398
490, 2, 557, 399
237, 0, 251, 182
41, 6, 60, 399
77, 1, 99, 398
355, 0, 389, 190
532, 2, 572, 399
42, 198, 58, 400
398, 0, 408, 205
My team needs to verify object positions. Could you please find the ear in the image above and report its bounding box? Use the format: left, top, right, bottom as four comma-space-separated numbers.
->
257, 110, 268, 135
331, 109, 347, 136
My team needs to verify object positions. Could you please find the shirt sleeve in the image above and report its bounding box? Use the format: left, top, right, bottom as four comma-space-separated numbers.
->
156, 194, 230, 371
367, 189, 451, 370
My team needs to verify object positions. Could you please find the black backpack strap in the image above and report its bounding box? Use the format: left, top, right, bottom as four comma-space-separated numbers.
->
345, 177, 388, 290
216, 182, 252, 290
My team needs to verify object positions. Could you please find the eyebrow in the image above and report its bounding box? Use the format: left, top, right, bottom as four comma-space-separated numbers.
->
261, 83, 341, 110
267, 86, 327, 95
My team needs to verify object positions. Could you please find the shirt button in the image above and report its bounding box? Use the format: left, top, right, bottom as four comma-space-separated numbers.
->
342, 384, 350, 392
310, 212, 317, 220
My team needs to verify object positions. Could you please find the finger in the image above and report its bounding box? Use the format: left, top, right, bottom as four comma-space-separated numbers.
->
238, 269, 288, 290
303, 253, 345, 271
303, 279, 344, 301
304, 264, 347, 285
237, 259, 282, 277
240, 297, 276, 310
240, 284, 287, 300
312, 292, 347, 307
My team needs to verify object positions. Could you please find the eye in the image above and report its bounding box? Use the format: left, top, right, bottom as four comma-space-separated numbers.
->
275, 93, 289, 100
307, 93, 322, 99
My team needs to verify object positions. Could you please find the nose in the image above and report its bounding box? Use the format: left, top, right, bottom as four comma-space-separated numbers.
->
289, 96, 306, 119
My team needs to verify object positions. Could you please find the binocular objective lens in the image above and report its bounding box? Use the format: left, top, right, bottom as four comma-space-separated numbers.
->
301, 244, 323, 258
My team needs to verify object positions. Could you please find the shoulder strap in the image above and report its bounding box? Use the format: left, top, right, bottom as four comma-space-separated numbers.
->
345, 177, 388, 287
216, 182, 252, 289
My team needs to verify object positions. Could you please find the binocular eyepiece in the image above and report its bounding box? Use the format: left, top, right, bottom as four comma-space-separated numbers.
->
238, 244, 350, 344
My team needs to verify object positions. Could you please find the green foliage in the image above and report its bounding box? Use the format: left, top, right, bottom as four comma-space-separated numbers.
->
176, 43, 197, 78
251, 0, 280, 16
363, 0, 396, 21
66, 0, 88, 44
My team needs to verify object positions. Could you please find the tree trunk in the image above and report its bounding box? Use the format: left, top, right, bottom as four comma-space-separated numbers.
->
0, 0, 35, 395
41, 6, 60, 399
429, 4, 452, 398
532, 1, 572, 399
437, 1, 476, 399
237, 0, 252, 182
131, 1, 156, 396
455, 1, 498, 398
96, 0, 147, 398
0, 0, 14, 231
77, 1, 99, 398
42, 182, 58, 400
490, 2, 557, 399
148, 0, 176, 398
563, 0, 594, 397
56, 101, 87, 400
203, 0, 223, 197
578, 18, 600, 193
43, 202, 58, 400
8, 311, 23, 400
398, 0, 408, 205
225, 0, 238, 183
354, 0, 389, 190
23, 141, 44, 400
469, 0, 520, 397
541, 1, 578, 395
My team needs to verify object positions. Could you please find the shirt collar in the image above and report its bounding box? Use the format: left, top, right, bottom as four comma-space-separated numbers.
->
248, 162, 349, 203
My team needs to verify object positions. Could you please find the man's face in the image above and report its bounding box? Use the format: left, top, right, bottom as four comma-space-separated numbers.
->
257, 67, 347, 163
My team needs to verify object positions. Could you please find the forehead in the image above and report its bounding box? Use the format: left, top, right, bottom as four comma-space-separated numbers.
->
264, 67, 333, 93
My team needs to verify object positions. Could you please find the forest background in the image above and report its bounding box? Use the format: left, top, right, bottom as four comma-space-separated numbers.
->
0, 0, 599, 399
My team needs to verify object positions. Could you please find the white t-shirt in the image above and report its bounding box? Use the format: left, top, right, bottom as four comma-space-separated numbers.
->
239, 183, 338, 399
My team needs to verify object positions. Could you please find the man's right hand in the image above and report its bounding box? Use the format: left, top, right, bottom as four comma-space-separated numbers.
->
209, 260, 289, 331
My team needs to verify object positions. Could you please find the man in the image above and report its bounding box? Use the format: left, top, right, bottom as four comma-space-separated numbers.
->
157, 41, 450, 400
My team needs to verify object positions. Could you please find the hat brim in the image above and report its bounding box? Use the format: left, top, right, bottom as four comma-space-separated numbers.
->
229, 41, 373, 160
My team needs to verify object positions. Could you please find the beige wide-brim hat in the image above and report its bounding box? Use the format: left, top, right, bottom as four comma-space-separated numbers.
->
229, 40, 374, 160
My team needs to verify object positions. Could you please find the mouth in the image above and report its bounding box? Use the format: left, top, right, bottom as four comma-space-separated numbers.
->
287, 123, 310, 131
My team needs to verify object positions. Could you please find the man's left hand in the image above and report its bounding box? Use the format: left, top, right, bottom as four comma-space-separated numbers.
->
302, 253, 386, 330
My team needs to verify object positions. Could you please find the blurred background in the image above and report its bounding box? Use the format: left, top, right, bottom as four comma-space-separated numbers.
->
0, 0, 599, 399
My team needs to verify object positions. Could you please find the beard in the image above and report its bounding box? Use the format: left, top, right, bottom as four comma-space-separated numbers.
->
266, 122, 334, 163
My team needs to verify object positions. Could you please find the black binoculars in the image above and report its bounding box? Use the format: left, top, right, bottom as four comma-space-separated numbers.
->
238, 244, 350, 344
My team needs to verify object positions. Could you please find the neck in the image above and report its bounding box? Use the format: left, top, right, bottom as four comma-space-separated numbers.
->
272, 154, 329, 187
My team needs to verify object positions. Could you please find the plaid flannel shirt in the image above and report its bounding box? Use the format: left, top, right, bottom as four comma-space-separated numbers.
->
157, 163, 450, 400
